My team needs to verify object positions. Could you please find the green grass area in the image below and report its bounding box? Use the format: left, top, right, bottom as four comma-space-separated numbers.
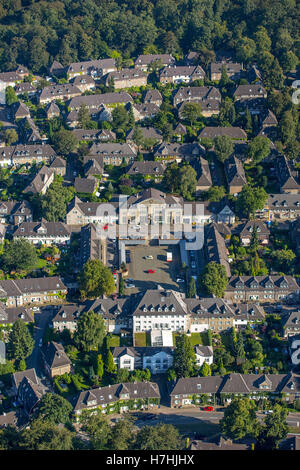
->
134, 332, 151, 347
107, 335, 120, 347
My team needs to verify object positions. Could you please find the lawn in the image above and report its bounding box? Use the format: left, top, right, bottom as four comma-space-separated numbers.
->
172, 332, 210, 347
106, 335, 121, 347
134, 332, 151, 347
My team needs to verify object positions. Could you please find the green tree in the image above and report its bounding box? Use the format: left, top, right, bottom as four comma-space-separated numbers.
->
105, 349, 116, 374
107, 418, 135, 450
247, 136, 270, 164
79, 260, 115, 299
119, 276, 125, 296
74, 311, 106, 352
81, 413, 111, 450
200, 362, 211, 376
181, 102, 202, 126
20, 419, 74, 450
96, 353, 104, 379
1, 239, 38, 272
52, 128, 78, 155
236, 185, 268, 218
207, 185, 226, 202
111, 105, 129, 131
249, 225, 259, 252
33, 393, 73, 425
214, 135, 234, 163
256, 405, 288, 450
220, 398, 260, 440
5, 86, 18, 106
135, 424, 183, 450
187, 277, 196, 298
8, 319, 34, 360
5, 129, 18, 146
270, 249, 296, 271
173, 334, 196, 378
78, 104, 91, 128
200, 262, 228, 297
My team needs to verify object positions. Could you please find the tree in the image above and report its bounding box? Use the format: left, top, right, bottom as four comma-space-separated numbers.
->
105, 349, 116, 374
279, 110, 296, 144
81, 413, 111, 450
131, 126, 144, 149
52, 128, 78, 155
236, 185, 268, 218
214, 135, 234, 163
1, 239, 38, 272
5, 129, 18, 146
74, 311, 106, 352
107, 418, 135, 450
79, 260, 115, 299
178, 165, 197, 199
247, 136, 270, 164
135, 424, 183, 450
8, 319, 34, 360
270, 249, 296, 271
119, 276, 125, 296
96, 353, 104, 379
219, 65, 230, 87
41, 179, 75, 222
173, 334, 196, 378
200, 262, 228, 297
5, 86, 18, 106
111, 105, 129, 130
207, 186, 226, 202
256, 405, 288, 450
20, 419, 74, 450
113, 368, 130, 383
249, 224, 259, 252
220, 398, 260, 440
187, 277, 196, 298
181, 102, 202, 126
33, 393, 73, 425
200, 362, 211, 376
78, 104, 91, 128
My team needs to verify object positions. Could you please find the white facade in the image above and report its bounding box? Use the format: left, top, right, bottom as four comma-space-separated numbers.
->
133, 313, 187, 333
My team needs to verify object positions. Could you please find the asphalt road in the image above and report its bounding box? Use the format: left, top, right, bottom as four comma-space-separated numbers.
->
27, 306, 55, 377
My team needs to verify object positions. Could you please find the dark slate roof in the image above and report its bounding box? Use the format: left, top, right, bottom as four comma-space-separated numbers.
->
210, 62, 242, 74
67, 58, 116, 75
239, 220, 270, 238
40, 341, 71, 369
135, 54, 175, 66
23, 166, 54, 194
74, 381, 160, 412
74, 176, 98, 194
0, 277, 67, 298
199, 127, 247, 140
50, 156, 66, 169
143, 89, 162, 104
173, 86, 221, 106
89, 142, 137, 158
12, 368, 39, 390
127, 161, 165, 176
205, 223, 231, 276
0, 305, 33, 324
69, 92, 133, 109
234, 84, 267, 99
126, 126, 162, 142
39, 83, 81, 101
225, 155, 247, 187
227, 275, 299, 291
13, 221, 70, 238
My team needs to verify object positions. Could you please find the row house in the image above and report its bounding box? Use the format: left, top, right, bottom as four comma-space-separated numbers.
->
74, 381, 160, 420
106, 69, 148, 89
0, 276, 67, 307
194, 157, 212, 194
126, 161, 166, 183
79, 223, 106, 268
66, 196, 119, 226
239, 220, 270, 245
143, 89, 163, 106
132, 103, 160, 121
210, 62, 243, 81
0, 71, 23, 104
170, 372, 300, 407
0, 304, 33, 327
234, 84, 267, 101
73, 75, 96, 93
13, 220, 71, 245
126, 126, 163, 146
173, 86, 221, 117
283, 311, 300, 338
204, 223, 231, 277
0, 200, 33, 225
88, 142, 137, 166
257, 194, 300, 221
66, 58, 116, 79
134, 54, 175, 71
159, 65, 205, 84
49, 156, 66, 176
39, 84, 81, 104
68, 92, 133, 111
225, 275, 300, 303
74, 176, 98, 195
153, 142, 205, 163
0, 144, 57, 167
73, 129, 116, 143
52, 298, 134, 334
198, 126, 247, 141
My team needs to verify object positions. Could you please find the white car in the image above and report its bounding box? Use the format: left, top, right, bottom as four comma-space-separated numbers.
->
126, 283, 135, 288
176, 278, 185, 283
191, 261, 196, 269
144, 255, 153, 260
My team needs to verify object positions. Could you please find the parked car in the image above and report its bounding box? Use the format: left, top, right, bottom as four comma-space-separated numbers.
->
176, 278, 185, 283
147, 269, 156, 273
144, 255, 153, 260
203, 406, 214, 411
126, 283, 135, 288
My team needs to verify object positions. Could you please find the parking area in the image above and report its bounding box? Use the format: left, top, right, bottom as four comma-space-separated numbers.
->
124, 244, 184, 294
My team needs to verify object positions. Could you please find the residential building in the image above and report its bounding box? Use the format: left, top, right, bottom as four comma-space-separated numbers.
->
88, 142, 137, 166
66, 58, 116, 79
79, 223, 106, 267
126, 161, 165, 182
153, 142, 204, 163
225, 275, 300, 302
194, 157, 212, 193
73, 75, 95, 93
0, 200, 33, 224
73, 129, 116, 143
49, 156, 66, 176
111, 346, 175, 374
13, 220, 71, 245
39, 83, 81, 104
0, 304, 33, 326
239, 220, 270, 245
68, 92, 133, 111
173, 86, 221, 117
135, 54, 175, 71
46, 102, 60, 119
126, 127, 163, 146
0, 71, 23, 104
143, 89, 163, 106
40, 341, 71, 378
74, 381, 160, 420
210, 62, 243, 81
11, 369, 45, 416
225, 155, 247, 194
0, 144, 57, 167
283, 311, 300, 337
234, 85, 267, 100
106, 69, 147, 88
204, 223, 231, 277
132, 103, 160, 121
23, 165, 54, 195
74, 176, 98, 195
199, 127, 247, 141
258, 194, 300, 221
159, 65, 205, 84
0, 276, 67, 307
276, 155, 300, 194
